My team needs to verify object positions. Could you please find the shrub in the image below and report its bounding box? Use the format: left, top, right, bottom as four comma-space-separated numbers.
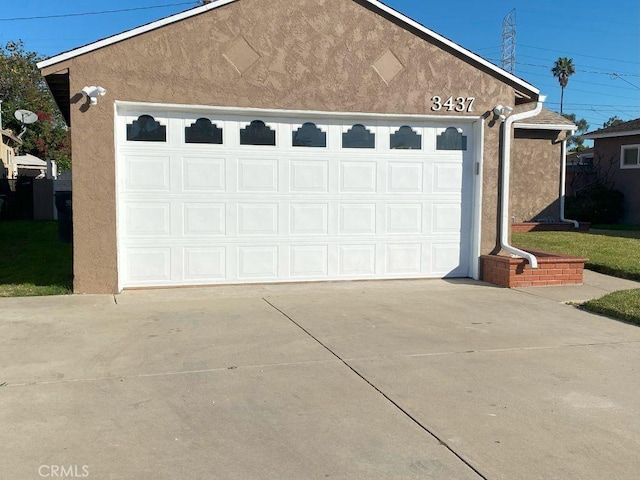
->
565, 185, 624, 224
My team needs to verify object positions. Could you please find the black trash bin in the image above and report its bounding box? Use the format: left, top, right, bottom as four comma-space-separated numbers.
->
55, 191, 73, 243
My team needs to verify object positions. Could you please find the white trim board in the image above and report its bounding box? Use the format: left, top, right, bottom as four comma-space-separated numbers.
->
36, 0, 539, 97
515, 123, 577, 131
115, 101, 483, 123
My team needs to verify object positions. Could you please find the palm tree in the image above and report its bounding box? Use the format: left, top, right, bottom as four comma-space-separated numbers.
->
551, 57, 576, 115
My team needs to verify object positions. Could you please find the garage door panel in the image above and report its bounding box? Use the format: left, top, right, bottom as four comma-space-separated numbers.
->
126, 203, 171, 237
433, 163, 464, 192
238, 158, 279, 192
340, 204, 377, 235
237, 204, 279, 236
124, 155, 171, 192
386, 204, 423, 234
290, 245, 329, 278
182, 157, 226, 192
340, 161, 377, 193
117, 111, 474, 288
432, 203, 463, 234
339, 245, 376, 276
386, 244, 422, 274
290, 160, 329, 193
388, 162, 424, 193
183, 247, 226, 281
290, 204, 328, 235
127, 248, 171, 283
238, 246, 279, 279
183, 203, 226, 236
432, 243, 466, 276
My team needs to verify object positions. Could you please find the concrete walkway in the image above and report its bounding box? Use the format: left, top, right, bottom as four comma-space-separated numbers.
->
1, 277, 639, 479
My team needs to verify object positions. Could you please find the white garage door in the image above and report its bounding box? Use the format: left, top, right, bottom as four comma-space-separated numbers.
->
116, 107, 475, 289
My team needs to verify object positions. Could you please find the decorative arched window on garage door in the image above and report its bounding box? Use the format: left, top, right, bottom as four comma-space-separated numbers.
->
342, 124, 375, 149
126, 115, 166, 142
390, 126, 422, 150
240, 120, 276, 146
436, 127, 467, 151
185, 118, 223, 144
292, 122, 327, 147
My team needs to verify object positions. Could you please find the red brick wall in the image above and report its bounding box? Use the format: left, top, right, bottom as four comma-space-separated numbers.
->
481, 250, 586, 288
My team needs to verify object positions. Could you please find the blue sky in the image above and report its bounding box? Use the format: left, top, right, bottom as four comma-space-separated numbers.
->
1, 0, 638, 133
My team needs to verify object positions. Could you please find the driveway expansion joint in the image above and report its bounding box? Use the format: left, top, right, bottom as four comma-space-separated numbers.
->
262, 297, 488, 480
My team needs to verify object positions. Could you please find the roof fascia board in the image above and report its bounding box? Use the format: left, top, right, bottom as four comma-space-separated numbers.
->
515, 123, 577, 131
37, 0, 239, 69
584, 130, 640, 139
37, 0, 540, 97
364, 0, 539, 96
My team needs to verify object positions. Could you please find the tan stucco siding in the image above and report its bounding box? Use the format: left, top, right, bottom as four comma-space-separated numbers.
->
510, 130, 563, 224
62, 0, 522, 293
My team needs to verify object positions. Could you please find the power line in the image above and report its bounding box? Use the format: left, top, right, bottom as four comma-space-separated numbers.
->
518, 54, 640, 77
612, 73, 640, 90
519, 43, 640, 66
0, 2, 197, 21
489, 57, 640, 78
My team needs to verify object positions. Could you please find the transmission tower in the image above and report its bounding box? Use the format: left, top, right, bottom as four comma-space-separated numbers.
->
502, 9, 516, 73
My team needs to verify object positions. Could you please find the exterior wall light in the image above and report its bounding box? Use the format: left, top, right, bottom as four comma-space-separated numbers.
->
492, 105, 514, 122
82, 86, 107, 105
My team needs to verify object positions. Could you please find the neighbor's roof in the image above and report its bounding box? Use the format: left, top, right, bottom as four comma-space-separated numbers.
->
514, 108, 577, 131
583, 118, 640, 139
15, 154, 47, 167
1, 128, 23, 145
37, 0, 539, 97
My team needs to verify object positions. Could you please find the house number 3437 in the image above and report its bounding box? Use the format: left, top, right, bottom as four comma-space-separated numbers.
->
431, 96, 476, 112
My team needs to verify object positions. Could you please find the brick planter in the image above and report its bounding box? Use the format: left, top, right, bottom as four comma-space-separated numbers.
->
481, 249, 587, 288
512, 222, 590, 233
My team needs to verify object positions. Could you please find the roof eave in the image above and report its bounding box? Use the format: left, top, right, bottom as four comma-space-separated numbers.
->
583, 129, 640, 140
515, 123, 577, 131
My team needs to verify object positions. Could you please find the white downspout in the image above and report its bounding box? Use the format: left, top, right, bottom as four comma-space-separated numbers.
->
559, 138, 579, 228
498, 95, 547, 269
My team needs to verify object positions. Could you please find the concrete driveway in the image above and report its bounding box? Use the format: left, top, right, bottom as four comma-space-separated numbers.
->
1, 277, 639, 479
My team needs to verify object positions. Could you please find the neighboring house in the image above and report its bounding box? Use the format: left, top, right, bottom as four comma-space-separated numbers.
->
37, 0, 575, 294
583, 118, 640, 223
566, 147, 596, 196
13, 154, 49, 178
1, 128, 23, 179
566, 147, 594, 171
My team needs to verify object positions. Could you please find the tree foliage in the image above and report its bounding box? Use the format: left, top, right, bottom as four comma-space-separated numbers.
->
562, 113, 589, 152
602, 116, 624, 129
551, 57, 576, 115
0, 40, 70, 171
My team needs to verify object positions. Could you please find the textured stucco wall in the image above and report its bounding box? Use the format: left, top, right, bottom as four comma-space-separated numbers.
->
593, 135, 640, 223
45, 0, 530, 293
511, 129, 563, 223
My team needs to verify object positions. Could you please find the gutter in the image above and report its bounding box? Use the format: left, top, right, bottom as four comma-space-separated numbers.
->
498, 96, 547, 269
559, 139, 579, 228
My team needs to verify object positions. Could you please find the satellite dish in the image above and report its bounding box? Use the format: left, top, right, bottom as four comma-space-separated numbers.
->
14, 109, 38, 125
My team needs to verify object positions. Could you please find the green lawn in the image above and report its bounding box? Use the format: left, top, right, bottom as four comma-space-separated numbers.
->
512, 230, 640, 281
0, 221, 72, 297
513, 229, 640, 325
582, 289, 640, 327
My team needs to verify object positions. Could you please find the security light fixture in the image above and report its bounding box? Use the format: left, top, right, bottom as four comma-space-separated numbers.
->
82, 86, 107, 105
